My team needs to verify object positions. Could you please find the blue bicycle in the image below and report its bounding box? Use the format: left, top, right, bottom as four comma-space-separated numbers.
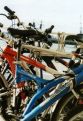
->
11, 39, 83, 121
0, 6, 83, 121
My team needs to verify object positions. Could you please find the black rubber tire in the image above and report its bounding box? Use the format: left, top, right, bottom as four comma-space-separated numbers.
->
51, 84, 83, 121
63, 105, 83, 121
2, 114, 20, 121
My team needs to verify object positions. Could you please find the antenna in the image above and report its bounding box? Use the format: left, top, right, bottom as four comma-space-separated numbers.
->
39, 20, 42, 29
80, 15, 82, 33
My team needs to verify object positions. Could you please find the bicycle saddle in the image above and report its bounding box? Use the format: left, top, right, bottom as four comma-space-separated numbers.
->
65, 34, 83, 43
7, 27, 37, 38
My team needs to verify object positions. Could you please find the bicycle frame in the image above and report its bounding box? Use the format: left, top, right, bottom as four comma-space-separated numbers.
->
15, 63, 83, 121
1, 39, 83, 121
1, 39, 83, 76
1, 45, 61, 76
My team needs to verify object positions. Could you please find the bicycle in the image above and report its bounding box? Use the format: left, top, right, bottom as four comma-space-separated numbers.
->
0, 5, 83, 121
7, 36, 82, 121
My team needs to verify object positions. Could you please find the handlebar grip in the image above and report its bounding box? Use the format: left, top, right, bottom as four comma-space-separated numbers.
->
0, 23, 3, 28
28, 23, 33, 27
4, 6, 15, 15
45, 25, 54, 34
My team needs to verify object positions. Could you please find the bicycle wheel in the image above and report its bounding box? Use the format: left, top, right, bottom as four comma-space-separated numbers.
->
51, 84, 83, 121
1, 114, 20, 121
63, 105, 83, 121
0, 74, 12, 119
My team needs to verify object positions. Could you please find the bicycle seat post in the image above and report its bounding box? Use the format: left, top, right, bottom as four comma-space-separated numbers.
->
17, 39, 21, 61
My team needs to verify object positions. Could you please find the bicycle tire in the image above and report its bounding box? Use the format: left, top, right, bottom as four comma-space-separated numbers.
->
63, 105, 83, 121
2, 114, 19, 121
51, 84, 83, 121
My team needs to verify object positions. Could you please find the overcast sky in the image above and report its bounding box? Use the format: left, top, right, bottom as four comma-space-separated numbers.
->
0, 0, 83, 33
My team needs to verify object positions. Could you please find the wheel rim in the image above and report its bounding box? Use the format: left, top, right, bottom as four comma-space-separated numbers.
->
69, 111, 83, 121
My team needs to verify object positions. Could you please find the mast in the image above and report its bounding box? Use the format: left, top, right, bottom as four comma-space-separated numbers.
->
80, 15, 82, 34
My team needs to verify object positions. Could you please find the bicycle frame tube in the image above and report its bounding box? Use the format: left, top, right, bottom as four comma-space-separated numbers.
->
72, 64, 83, 74
75, 70, 83, 85
16, 65, 64, 85
22, 86, 69, 121
2, 46, 16, 75
16, 64, 83, 85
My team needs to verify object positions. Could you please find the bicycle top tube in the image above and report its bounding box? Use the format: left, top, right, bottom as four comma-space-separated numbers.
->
16, 65, 65, 86
16, 63, 83, 87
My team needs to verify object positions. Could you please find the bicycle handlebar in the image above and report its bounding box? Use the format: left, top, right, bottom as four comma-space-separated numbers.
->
4, 6, 15, 15
45, 25, 54, 34
0, 6, 25, 29
0, 22, 3, 28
